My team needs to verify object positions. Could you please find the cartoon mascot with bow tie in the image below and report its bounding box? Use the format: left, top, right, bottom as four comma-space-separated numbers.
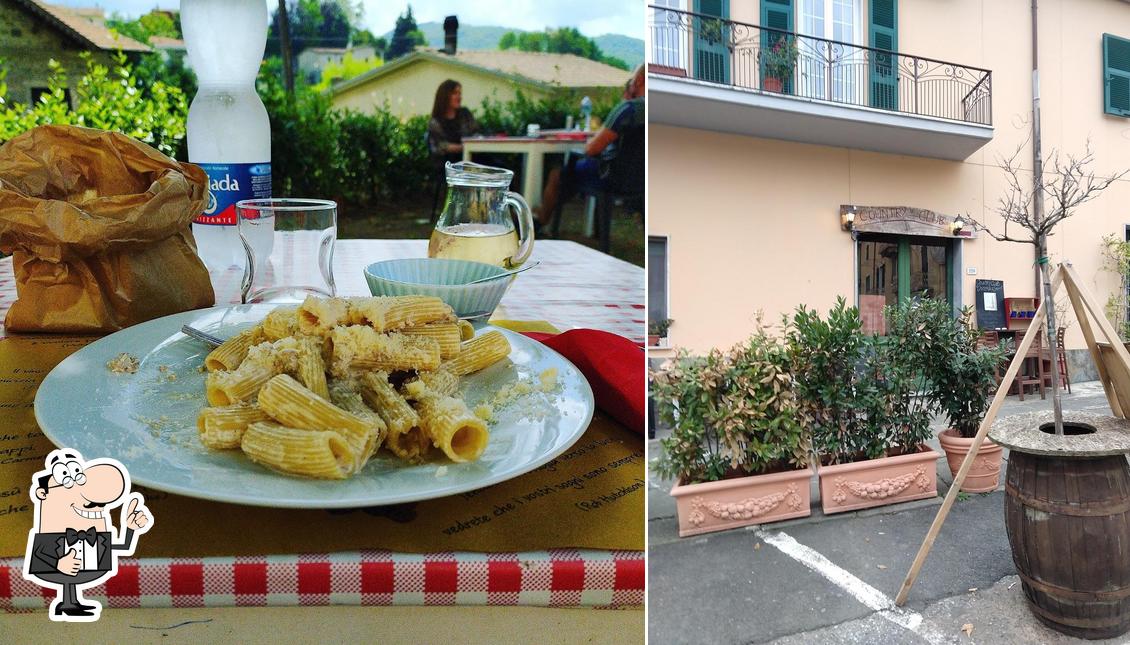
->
23, 449, 152, 621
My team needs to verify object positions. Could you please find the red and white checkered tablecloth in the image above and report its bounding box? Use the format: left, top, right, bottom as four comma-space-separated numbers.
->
2, 549, 643, 611
0, 240, 644, 610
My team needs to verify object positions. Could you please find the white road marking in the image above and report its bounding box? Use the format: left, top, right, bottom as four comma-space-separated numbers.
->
757, 530, 949, 645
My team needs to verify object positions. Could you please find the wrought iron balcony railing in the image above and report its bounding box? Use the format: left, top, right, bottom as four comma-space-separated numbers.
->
648, 6, 992, 126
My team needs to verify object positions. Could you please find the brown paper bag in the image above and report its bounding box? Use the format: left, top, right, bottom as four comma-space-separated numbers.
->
0, 125, 215, 332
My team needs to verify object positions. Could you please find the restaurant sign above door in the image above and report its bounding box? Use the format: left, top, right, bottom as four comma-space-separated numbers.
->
840, 205, 976, 238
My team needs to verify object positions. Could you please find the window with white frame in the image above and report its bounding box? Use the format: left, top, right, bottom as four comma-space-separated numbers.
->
651, 0, 686, 70
796, 0, 862, 103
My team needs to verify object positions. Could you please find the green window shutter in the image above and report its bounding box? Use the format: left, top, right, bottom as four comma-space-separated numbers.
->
760, 0, 794, 93
869, 0, 899, 110
1104, 34, 1130, 117
694, 0, 730, 84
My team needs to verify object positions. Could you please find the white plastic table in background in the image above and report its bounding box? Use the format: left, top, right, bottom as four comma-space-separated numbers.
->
462, 136, 590, 209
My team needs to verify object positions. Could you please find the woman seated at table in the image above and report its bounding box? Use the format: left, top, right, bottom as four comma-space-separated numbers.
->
428, 79, 479, 164
533, 65, 646, 232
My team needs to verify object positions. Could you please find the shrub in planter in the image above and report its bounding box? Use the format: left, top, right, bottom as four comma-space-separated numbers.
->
647, 318, 673, 347
785, 297, 943, 513
932, 307, 1012, 492
652, 322, 812, 536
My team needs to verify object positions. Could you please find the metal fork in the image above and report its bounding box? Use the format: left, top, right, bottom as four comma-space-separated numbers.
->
180, 324, 225, 348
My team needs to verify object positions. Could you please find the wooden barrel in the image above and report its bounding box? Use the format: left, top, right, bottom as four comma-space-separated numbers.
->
1005, 450, 1130, 639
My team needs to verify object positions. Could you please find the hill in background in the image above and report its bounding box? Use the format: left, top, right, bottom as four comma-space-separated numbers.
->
402, 21, 643, 68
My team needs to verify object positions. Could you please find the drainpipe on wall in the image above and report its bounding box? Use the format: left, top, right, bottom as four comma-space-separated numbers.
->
1031, 0, 1065, 434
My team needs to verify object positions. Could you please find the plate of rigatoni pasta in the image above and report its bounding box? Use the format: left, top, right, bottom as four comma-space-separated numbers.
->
34, 295, 595, 508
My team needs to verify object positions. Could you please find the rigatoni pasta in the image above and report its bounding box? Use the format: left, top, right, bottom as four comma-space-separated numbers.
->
240, 422, 355, 480
400, 322, 462, 359
197, 404, 271, 449
327, 326, 440, 375
195, 296, 513, 479
443, 331, 511, 376
359, 371, 427, 461
204, 325, 264, 372
348, 295, 453, 331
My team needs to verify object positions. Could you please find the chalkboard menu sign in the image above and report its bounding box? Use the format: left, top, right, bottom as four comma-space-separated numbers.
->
975, 279, 1006, 330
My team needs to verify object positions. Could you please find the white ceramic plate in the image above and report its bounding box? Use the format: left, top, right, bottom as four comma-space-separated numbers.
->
35, 305, 594, 508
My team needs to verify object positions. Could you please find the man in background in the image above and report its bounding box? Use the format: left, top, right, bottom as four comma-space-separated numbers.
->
535, 64, 645, 232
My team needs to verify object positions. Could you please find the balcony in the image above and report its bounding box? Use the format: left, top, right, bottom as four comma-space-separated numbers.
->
647, 7, 994, 160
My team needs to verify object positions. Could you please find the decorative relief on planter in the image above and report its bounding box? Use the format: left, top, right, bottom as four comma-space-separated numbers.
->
687, 484, 803, 526
831, 467, 929, 505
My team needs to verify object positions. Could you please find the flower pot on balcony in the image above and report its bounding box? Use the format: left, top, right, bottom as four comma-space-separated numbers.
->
648, 334, 660, 347
817, 445, 941, 514
763, 76, 784, 93
670, 466, 812, 537
937, 428, 1002, 493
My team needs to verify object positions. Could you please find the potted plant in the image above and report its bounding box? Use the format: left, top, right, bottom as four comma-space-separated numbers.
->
760, 36, 798, 93
932, 308, 1012, 493
785, 297, 942, 514
652, 321, 812, 537
648, 318, 673, 347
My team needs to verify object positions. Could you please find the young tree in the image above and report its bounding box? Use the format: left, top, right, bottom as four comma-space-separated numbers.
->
387, 6, 427, 60
973, 140, 1128, 432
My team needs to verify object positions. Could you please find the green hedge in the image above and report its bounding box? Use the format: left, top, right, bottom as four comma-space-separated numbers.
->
1, 54, 622, 212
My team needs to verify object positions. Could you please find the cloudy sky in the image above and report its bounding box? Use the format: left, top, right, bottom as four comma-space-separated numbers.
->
51, 1, 644, 39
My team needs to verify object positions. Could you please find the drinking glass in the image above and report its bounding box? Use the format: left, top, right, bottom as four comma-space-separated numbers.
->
236, 198, 337, 304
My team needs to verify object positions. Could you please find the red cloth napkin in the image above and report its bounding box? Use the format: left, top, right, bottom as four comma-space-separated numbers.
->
522, 329, 644, 434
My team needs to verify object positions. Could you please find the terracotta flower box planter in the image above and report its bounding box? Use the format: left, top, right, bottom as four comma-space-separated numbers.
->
937, 428, 1003, 493
670, 466, 812, 537
817, 445, 941, 515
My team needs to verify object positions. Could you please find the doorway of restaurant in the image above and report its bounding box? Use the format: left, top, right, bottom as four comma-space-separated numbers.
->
856, 234, 959, 333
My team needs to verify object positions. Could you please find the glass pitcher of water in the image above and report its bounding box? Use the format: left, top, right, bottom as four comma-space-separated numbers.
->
428, 162, 534, 268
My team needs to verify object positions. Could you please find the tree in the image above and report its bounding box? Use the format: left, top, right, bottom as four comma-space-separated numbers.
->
497, 27, 629, 70
268, 0, 352, 57
386, 6, 426, 60
973, 140, 1128, 432
352, 29, 387, 58
105, 10, 179, 44
317, 0, 351, 49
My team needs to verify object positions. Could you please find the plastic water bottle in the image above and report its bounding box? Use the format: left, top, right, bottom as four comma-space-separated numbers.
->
182, 0, 272, 272
581, 96, 593, 132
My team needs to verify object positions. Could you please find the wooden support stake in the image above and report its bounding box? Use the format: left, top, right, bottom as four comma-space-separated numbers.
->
894, 268, 1060, 606
1061, 268, 1123, 417
1063, 265, 1130, 382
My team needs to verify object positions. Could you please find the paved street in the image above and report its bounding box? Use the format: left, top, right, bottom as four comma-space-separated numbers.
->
648, 381, 1126, 644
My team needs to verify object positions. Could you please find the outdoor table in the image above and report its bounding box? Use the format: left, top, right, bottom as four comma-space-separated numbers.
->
463, 134, 592, 208
0, 239, 644, 621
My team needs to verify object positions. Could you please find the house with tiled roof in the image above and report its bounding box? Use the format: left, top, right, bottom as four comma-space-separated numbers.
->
330, 22, 630, 119
0, 0, 149, 106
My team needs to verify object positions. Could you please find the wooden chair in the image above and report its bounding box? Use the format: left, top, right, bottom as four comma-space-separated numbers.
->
976, 331, 1004, 392
1011, 328, 1046, 401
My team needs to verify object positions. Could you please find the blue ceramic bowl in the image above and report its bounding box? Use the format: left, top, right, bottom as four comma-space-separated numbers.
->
363, 258, 511, 318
